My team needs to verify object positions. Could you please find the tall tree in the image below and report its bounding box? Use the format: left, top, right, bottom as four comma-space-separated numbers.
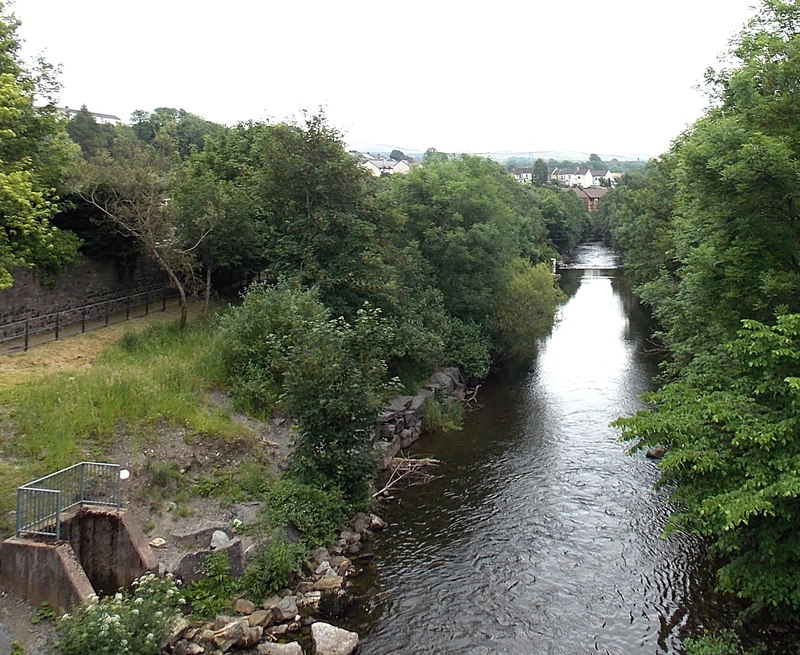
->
532, 158, 548, 186
75, 130, 211, 327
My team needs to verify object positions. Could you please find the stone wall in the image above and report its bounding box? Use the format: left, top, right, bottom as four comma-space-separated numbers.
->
0, 256, 168, 328
373, 366, 466, 469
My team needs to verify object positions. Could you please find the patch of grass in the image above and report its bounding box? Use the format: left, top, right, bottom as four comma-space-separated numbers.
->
420, 393, 464, 433
0, 314, 251, 530
263, 479, 347, 547
196, 461, 273, 507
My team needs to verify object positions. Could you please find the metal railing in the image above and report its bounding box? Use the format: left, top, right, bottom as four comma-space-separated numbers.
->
16, 462, 122, 540
0, 287, 175, 353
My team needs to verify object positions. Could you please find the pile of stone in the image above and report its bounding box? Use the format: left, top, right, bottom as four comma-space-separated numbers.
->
167, 513, 386, 655
373, 366, 465, 469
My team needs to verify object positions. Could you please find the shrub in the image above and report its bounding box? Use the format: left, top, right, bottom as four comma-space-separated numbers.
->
240, 539, 307, 600
55, 574, 184, 655
184, 551, 238, 618
264, 479, 347, 546
420, 394, 463, 433
445, 319, 492, 380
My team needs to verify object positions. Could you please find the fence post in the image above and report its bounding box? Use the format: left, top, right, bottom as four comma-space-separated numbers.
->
55, 313, 60, 341
55, 492, 62, 542
81, 307, 86, 333
24, 320, 29, 351
126, 296, 130, 320
162, 289, 166, 311
79, 463, 86, 505
145, 291, 150, 316
105, 301, 110, 327
15, 488, 21, 537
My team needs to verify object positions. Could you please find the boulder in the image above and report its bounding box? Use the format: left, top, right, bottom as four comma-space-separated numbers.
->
646, 446, 667, 459
272, 595, 298, 622
212, 620, 245, 652
313, 575, 343, 591
171, 538, 244, 584
234, 598, 256, 615
369, 514, 387, 531
388, 395, 413, 411
210, 530, 232, 550
248, 608, 272, 627
311, 622, 359, 655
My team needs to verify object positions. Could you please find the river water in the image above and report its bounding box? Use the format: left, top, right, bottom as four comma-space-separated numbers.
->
346, 242, 715, 654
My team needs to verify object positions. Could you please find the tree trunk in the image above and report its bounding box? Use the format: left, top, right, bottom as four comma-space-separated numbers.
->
204, 268, 212, 314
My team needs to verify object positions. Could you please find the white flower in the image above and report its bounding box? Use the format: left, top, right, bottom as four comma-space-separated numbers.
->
146, 633, 155, 641
134, 597, 144, 605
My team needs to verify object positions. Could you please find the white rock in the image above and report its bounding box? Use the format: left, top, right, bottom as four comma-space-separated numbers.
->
210, 529, 231, 549
311, 621, 359, 655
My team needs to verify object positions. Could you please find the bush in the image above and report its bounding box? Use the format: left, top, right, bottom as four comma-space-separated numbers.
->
445, 319, 492, 380
240, 539, 307, 600
420, 394, 463, 433
264, 479, 347, 546
55, 574, 184, 655
185, 551, 238, 618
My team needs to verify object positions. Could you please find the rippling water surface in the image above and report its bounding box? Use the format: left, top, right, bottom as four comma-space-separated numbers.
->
347, 243, 709, 654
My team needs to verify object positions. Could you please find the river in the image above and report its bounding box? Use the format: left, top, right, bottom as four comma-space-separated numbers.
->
345, 242, 719, 654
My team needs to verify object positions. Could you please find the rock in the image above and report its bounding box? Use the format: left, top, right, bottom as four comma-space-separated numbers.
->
399, 428, 418, 448
187, 644, 205, 655
287, 620, 301, 632
369, 514, 387, 531
213, 616, 238, 630
349, 513, 370, 534
646, 446, 667, 459
231, 501, 261, 526
272, 595, 298, 622
311, 621, 359, 655
388, 395, 414, 411
212, 620, 245, 651
311, 547, 330, 565
257, 643, 303, 655
149, 537, 167, 548
319, 589, 352, 618
315, 560, 334, 576
313, 575, 343, 591
266, 624, 288, 638
248, 609, 272, 627
234, 598, 256, 615
262, 594, 282, 610
346, 543, 361, 555
210, 530, 232, 549
172, 641, 191, 655
171, 538, 244, 584
239, 625, 263, 647
173, 523, 229, 549
428, 371, 455, 393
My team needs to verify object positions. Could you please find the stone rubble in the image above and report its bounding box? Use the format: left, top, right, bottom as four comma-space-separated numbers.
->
165, 513, 377, 654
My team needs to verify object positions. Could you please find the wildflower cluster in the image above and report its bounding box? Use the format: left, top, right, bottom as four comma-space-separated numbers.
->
55, 573, 185, 655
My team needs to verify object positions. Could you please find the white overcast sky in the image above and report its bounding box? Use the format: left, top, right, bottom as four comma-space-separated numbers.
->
13, 0, 758, 158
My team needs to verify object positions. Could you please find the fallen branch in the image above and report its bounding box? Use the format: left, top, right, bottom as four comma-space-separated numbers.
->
372, 456, 443, 497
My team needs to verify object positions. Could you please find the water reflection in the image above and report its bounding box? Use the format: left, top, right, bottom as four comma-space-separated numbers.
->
347, 244, 706, 654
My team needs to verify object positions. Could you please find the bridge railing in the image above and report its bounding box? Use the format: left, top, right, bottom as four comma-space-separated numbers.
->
16, 462, 122, 540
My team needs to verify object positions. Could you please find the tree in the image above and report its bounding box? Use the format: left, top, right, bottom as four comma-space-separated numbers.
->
532, 158, 548, 186
66, 105, 114, 158
389, 149, 406, 161
75, 130, 211, 328
0, 3, 79, 288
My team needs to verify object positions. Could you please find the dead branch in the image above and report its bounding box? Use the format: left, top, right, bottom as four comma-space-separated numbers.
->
372, 456, 443, 497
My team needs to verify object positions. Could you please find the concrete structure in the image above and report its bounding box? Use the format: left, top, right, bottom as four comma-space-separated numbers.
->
0, 508, 157, 610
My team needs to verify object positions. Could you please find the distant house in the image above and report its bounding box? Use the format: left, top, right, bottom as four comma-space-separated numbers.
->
57, 107, 122, 125
550, 167, 614, 188
572, 186, 609, 211
357, 154, 412, 177
510, 167, 534, 183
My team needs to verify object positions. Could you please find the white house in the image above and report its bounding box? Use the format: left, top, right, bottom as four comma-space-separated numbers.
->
58, 107, 122, 125
358, 155, 412, 177
550, 167, 614, 188
510, 167, 534, 183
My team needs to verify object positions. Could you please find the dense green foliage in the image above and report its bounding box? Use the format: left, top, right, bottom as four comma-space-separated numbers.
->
602, 0, 800, 640
0, 3, 79, 288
